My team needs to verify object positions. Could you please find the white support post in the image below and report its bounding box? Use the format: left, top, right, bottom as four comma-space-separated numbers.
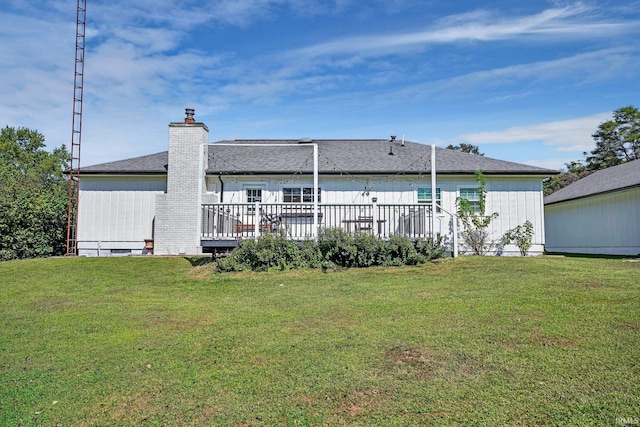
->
196, 142, 205, 247
431, 144, 436, 239
453, 214, 458, 257
372, 199, 378, 238
255, 202, 260, 240
313, 143, 319, 239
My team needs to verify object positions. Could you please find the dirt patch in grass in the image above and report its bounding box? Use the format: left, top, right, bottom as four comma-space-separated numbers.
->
496, 339, 520, 350
489, 312, 546, 321
616, 322, 640, 332
29, 297, 74, 312
387, 346, 432, 365
528, 331, 578, 349
188, 264, 215, 280
520, 312, 546, 320
84, 390, 161, 426
576, 279, 606, 289
384, 346, 482, 381
333, 388, 387, 419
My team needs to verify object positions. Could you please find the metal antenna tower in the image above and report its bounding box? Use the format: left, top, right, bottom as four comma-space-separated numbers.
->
66, 0, 87, 256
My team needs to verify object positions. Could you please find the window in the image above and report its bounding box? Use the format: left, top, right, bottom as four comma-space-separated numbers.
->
246, 188, 262, 203
417, 187, 441, 213
459, 187, 481, 213
245, 188, 263, 212
283, 187, 321, 203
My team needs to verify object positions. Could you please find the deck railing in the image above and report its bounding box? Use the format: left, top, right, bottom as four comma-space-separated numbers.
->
201, 203, 440, 241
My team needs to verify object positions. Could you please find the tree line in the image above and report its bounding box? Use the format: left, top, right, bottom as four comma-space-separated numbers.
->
0, 126, 68, 260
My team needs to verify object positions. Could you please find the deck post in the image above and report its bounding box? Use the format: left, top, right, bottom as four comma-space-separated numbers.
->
372, 199, 379, 237
453, 214, 458, 257
431, 144, 436, 239
313, 143, 319, 239
255, 202, 260, 240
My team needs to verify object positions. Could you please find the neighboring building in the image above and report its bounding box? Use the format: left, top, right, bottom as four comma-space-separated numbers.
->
77, 109, 556, 256
544, 159, 640, 256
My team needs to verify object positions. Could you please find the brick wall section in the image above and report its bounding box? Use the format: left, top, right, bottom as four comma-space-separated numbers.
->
154, 122, 209, 255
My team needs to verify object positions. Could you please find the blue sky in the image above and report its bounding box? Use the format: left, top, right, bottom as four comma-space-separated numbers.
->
1, 0, 639, 170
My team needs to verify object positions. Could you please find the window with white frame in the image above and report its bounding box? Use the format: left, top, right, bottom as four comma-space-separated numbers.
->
459, 187, 481, 213
417, 187, 441, 213
283, 187, 321, 203
246, 188, 263, 203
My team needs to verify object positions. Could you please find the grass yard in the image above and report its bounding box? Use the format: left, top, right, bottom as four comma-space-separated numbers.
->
1, 256, 639, 426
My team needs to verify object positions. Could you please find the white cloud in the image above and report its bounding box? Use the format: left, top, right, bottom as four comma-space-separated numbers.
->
460, 112, 611, 153
290, 3, 639, 59
522, 158, 577, 171
388, 47, 640, 102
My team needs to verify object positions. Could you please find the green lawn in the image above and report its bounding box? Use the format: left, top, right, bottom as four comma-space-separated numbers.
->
1, 256, 639, 426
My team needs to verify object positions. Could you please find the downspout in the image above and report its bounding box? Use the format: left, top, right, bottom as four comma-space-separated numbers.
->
218, 173, 224, 203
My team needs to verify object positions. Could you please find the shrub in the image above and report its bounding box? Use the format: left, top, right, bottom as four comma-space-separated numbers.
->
216, 231, 303, 272
216, 228, 447, 273
382, 234, 421, 266
503, 220, 534, 256
216, 254, 249, 272
416, 235, 448, 261
353, 232, 385, 267
317, 228, 358, 268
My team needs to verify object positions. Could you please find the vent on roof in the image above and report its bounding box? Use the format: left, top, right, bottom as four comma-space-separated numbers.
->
298, 138, 313, 144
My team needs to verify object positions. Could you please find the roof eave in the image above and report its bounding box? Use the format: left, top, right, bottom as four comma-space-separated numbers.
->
206, 170, 556, 176
544, 183, 640, 205
76, 171, 168, 175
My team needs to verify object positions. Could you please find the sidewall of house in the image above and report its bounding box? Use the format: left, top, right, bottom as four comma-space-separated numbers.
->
77, 176, 166, 256
545, 187, 640, 256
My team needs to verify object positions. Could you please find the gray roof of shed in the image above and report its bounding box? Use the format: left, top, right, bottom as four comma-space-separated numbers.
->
80, 139, 556, 176
544, 159, 640, 205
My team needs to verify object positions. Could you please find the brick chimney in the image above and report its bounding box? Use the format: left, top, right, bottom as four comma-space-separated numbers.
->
154, 108, 209, 255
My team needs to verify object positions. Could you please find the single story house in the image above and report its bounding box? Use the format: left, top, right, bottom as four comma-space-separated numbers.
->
544, 159, 640, 256
76, 109, 556, 256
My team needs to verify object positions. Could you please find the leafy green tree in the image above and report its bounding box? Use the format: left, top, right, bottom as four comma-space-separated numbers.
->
446, 143, 484, 156
457, 170, 499, 255
0, 126, 69, 260
585, 105, 640, 170
543, 160, 592, 196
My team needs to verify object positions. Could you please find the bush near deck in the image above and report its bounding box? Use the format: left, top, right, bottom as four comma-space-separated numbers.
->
217, 229, 447, 272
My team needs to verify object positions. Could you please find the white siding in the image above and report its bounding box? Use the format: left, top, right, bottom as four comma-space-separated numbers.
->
545, 188, 640, 256
77, 176, 166, 256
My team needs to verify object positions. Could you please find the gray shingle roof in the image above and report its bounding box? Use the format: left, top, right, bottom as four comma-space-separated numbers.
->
80, 152, 168, 174
544, 159, 640, 205
207, 139, 555, 175
80, 139, 557, 176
